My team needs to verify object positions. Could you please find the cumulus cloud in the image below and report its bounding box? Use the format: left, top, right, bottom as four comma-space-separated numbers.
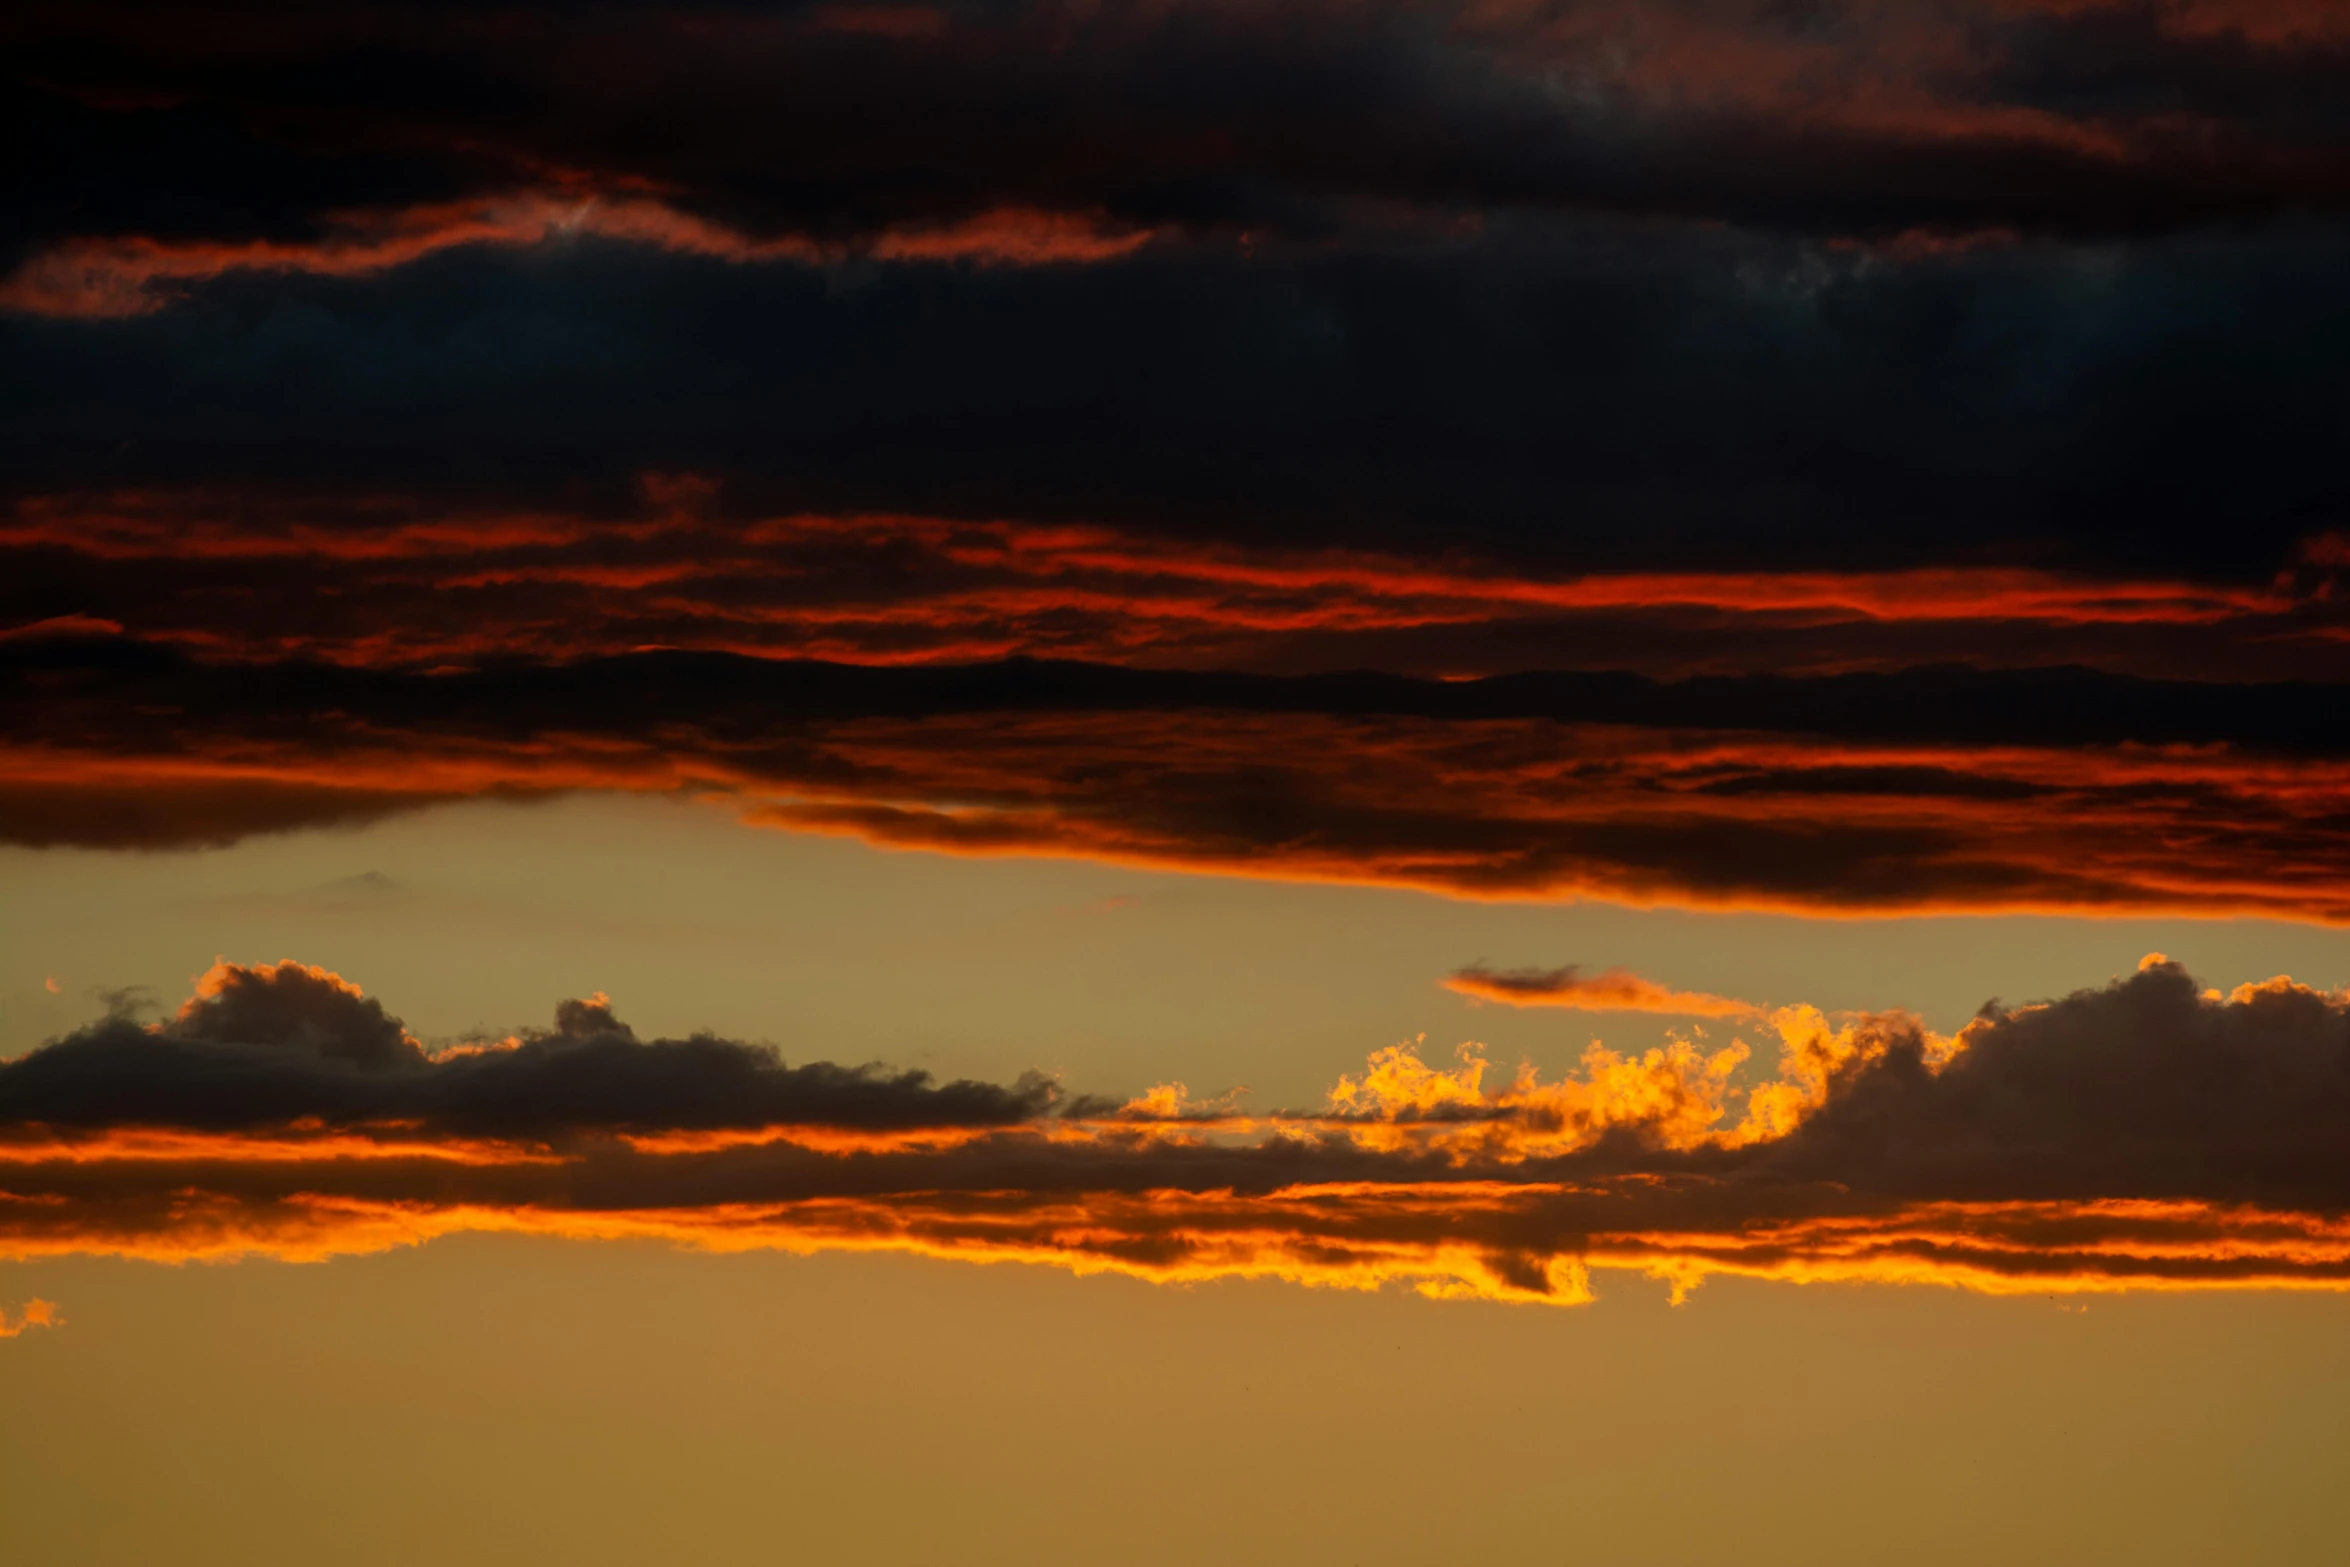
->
168, 960, 426, 1071
1755, 958, 2350, 1208
6, 957, 2350, 1304
0, 962, 1057, 1142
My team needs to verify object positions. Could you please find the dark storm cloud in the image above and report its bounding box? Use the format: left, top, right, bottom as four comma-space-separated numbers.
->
5, 220, 2346, 581
4, 1, 2347, 585
9, 0, 2350, 254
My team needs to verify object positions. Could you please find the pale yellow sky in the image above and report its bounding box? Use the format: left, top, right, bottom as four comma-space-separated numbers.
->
6, 1239, 2349, 1566
9, 798, 2350, 1565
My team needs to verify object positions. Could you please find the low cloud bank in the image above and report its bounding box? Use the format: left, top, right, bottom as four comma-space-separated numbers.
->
5, 956, 2349, 1305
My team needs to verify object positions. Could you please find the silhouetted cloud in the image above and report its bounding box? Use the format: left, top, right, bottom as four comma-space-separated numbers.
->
4, 2, 2347, 599
10, 635, 2350, 917
1444, 965, 1761, 1018
0, 961, 1060, 1140
11, 0, 2350, 274
7, 957, 2350, 1302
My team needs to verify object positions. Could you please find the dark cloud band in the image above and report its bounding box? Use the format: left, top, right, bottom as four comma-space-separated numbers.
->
10, 635, 2350, 917
6, 957, 2350, 1301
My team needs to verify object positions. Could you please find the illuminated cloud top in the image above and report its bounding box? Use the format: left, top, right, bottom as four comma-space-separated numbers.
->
8, 956, 2350, 1305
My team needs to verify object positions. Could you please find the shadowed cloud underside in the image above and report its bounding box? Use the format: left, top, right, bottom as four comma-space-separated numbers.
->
12, 633, 2350, 919
9, 956, 2350, 1307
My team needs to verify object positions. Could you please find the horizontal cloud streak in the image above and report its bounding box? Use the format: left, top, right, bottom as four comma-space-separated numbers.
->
0, 196, 1155, 318
11, 495, 2350, 681
1444, 965, 1762, 1018
11, 636, 2350, 919
7, 958, 2350, 1305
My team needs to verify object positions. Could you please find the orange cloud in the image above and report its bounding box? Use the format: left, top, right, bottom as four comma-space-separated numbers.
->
13, 681, 2350, 919
1444, 964, 1761, 1017
7, 957, 2350, 1306
8, 494, 2341, 681
0, 1299, 61, 1338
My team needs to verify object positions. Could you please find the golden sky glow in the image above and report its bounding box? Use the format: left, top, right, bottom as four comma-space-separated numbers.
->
13, 1, 2350, 1554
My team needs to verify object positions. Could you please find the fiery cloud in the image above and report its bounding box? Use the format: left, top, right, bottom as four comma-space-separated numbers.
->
13, 633, 2350, 919
7, 957, 2350, 1309
10, 494, 2348, 681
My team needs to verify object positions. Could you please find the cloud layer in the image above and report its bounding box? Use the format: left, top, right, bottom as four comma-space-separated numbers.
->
8, 956, 2350, 1305
1443, 965, 1763, 1018
13, 633, 2350, 918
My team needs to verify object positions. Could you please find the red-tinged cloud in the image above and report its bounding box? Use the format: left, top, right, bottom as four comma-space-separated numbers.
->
0, 195, 1158, 318
10, 493, 2346, 682
12, 638, 2350, 919
8, 957, 2350, 1305
1444, 965, 1762, 1018
13, 0, 2350, 292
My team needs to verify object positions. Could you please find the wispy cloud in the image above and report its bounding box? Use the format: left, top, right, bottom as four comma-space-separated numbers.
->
0, 1299, 61, 1338
1443, 964, 1762, 1018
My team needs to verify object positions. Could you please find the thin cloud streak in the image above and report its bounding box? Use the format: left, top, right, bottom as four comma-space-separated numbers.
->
11, 496, 2348, 680
1444, 965, 1763, 1018
0, 197, 1156, 318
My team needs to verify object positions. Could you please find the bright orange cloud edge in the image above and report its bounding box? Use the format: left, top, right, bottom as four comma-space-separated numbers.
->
10, 958, 2350, 1313
14, 707, 2350, 923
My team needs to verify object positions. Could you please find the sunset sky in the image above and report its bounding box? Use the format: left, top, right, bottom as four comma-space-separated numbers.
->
8, 2, 2350, 1561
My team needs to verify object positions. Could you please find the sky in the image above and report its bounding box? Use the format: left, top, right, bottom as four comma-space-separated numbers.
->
7, 2, 2350, 1561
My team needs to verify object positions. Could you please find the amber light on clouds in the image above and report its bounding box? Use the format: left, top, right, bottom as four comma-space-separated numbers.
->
11, 0, 2350, 1558
11, 956, 2350, 1306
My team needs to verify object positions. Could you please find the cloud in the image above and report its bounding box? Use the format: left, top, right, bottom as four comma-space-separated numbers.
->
9, 220, 2348, 593
0, 195, 1156, 319
169, 960, 427, 1072
8, 957, 2350, 1303
1754, 958, 2350, 1208
0, 962, 1060, 1142
12, 636, 2350, 919
1444, 964, 1762, 1018
10, 494, 2345, 682
0, 1299, 61, 1338
11, 0, 2350, 284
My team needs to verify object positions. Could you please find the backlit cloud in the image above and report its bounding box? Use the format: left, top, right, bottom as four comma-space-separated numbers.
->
13, 634, 2350, 918
1443, 965, 1763, 1018
8, 957, 2350, 1307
